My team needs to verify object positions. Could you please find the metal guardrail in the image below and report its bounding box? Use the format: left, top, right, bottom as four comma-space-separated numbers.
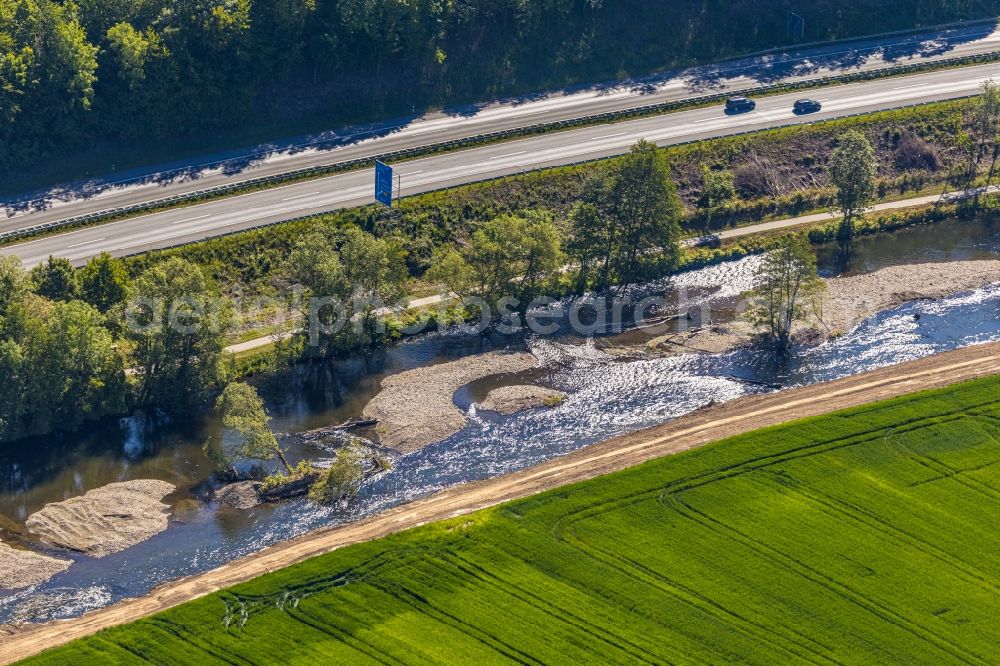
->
138, 97, 981, 260
2, 49, 998, 247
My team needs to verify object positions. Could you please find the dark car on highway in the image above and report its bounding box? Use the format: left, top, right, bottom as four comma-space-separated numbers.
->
725, 96, 756, 113
793, 98, 822, 114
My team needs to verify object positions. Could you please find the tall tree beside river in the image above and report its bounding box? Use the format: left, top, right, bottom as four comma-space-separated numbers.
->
568, 140, 683, 289
745, 234, 825, 354
206, 381, 290, 475
829, 129, 878, 243
125, 257, 232, 411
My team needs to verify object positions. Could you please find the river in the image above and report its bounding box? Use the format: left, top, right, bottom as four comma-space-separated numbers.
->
1, 215, 997, 623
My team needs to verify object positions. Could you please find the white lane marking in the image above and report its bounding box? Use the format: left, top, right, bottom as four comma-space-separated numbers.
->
488, 151, 527, 160
247, 200, 352, 222
592, 132, 627, 140
169, 214, 210, 225
67, 237, 106, 249
281, 192, 321, 201
892, 83, 928, 91
400, 170, 424, 176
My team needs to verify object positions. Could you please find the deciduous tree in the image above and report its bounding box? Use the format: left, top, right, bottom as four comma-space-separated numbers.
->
971, 79, 1000, 188
78, 252, 132, 313
567, 141, 682, 290
608, 140, 683, 287
426, 212, 562, 312
700, 167, 736, 208
338, 226, 408, 334
425, 247, 474, 299
125, 257, 231, 410
566, 201, 607, 292
828, 130, 877, 242
22, 299, 126, 434
105, 22, 165, 89
698, 166, 736, 234
0, 339, 23, 436
206, 381, 290, 474
0, 256, 29, 337
287, 226, 406, 353
745, 234, 825, 353
309, 444, 365, 504
30, 256, 78, 302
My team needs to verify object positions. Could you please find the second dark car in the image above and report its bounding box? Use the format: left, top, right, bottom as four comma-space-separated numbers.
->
725, 96, 756, 113
793, 99, 822, 114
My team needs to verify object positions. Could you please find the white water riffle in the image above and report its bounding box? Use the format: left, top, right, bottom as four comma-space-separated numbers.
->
3, 276, 998, 625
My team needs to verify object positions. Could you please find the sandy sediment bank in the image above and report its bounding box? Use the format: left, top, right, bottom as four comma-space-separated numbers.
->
0, 543, 71, 590
480, 385, 567, 415
651, 260, 1000, 354
363, 352, 537, 452
821, 260, 1000, 333
24, 480, 176, 558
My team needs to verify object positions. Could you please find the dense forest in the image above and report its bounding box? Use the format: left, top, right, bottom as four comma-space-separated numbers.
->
1, 0, 996, 183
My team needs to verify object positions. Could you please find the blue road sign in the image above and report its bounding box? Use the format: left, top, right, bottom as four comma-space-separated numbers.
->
375, 160, 394, 206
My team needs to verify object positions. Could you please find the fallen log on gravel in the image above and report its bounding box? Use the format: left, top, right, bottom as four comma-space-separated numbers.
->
298, 418, 379, 444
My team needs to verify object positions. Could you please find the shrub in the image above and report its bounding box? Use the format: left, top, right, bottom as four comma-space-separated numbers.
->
309, 446, 366, 504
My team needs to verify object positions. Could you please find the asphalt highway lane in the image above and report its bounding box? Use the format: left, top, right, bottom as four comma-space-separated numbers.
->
3, 63, 999, 267
3, 21, 998, 224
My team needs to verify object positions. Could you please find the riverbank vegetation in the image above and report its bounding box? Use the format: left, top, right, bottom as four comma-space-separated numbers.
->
119, 95, 997, 301
25, 374, 1000, 663
746, 234, 825, 352
3, 1, 996, 190
0, 253, 229, 442
205, 382, 291, 476
567, 141, 682, 289
204, 381, 371, 501
4, 91, 1000, 443
828, 129, 879, 242
309, 445, 367, 504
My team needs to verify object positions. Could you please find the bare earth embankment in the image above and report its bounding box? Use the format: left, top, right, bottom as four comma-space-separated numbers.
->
4, 341, 1000, 662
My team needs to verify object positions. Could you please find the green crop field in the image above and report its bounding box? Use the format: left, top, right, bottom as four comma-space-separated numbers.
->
24, 376, 1000, 664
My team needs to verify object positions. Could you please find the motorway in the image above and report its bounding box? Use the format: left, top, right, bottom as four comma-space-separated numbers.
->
4, 63, 1000, 268
3, 21, 999, 224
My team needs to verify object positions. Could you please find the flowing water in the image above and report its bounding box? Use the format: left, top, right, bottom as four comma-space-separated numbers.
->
1, 216, 998, 623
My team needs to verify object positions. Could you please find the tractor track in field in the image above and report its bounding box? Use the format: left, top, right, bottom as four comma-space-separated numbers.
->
3, 341, 1000, 662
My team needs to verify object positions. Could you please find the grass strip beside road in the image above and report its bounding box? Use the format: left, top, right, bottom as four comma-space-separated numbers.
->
8, 342, 1000, 663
